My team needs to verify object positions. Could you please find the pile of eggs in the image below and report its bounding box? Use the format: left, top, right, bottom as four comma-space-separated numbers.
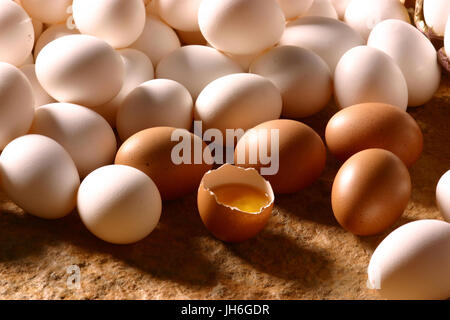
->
0, 0, 449, 300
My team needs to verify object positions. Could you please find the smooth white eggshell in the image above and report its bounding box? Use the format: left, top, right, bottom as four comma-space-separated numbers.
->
368, 19, 441, 107
20, 64, 56, 108
0, 0, 34, 66
198, 0, 286, 55
331, 0, 351, 19
0, 135, 80, 219
0, 62, 34, 150
21, 0, 71, 24
368, 220, 450, 300
279, 16, 364, 73
117, 79, 193, 141
36, 34, 124, 107
155, 0, 202, 32
304, 0, 338, 19
77, 165, 162, 245
250, 46, 332, 118
334, 46, 408, 110
423, 0, 450, 37
130, 14, 180, 66
34, 23, 79, 60
73, 0, 146, 49
437, 170, 450, 222
445, 15, 450, 56
156, 45, 243, 99
276, 0, 314, 20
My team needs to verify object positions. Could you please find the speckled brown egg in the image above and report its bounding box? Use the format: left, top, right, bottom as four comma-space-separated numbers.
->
325, 103, 423, 167
331, 149, 411, 236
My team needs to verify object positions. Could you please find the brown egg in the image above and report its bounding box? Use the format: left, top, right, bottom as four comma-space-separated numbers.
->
234, 119, 326, 194
325, 103, 423, 167
115, 127, 213, 200
332, 149, 411, 236
197, 164, 274, 242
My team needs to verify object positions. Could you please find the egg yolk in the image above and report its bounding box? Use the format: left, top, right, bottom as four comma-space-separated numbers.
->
211, 184, 271, 213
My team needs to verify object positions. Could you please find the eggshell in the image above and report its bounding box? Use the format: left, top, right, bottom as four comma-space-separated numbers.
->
234, 119, 326, 194
20, 0, 71, 24
77, 165, 162, 245
198, 0, 285, 55
32, 18, 43, 43
437, 170, 450, 222
225, 51, 264, 72
91, 48, 154, 127
250, 46, 332, 118
423, 0, 450, 37
155, 0, 202, 32
73, 0, 146, 48
117, 79, 193, 141
0, 0, 34, 66
368, 220, 450, 300
325, 103, 423, 167
20, 54, 34, 66
0, 134, 80, 219
334, 46, 408, 110
115, 127, 213, 200
34, 23, 79, 60
304, 0, 338, 19
0, 62, 34, 150
279, 16, 364, 73
197, 164, 274, 242
331, 149, 411, 236
29, 103, 117, 178
19, 64, 56, 108
368, 19, 441, 107
195, 73, 282, 140
331, 0, 351, 19
130, 14, 180, 66
35, 34, 124, 107
276, 0, 314, 20
156, 45, 243, 99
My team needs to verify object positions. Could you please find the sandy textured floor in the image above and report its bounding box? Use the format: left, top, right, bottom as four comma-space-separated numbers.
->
0, 76, 448, 300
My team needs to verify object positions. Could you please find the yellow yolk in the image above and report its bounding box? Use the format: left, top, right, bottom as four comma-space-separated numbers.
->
211, 184, 271, 213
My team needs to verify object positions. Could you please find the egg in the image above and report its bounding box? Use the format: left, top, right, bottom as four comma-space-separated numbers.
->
33, 23, 79, 60
234, 119, 326, 194
19, 64, 56, 108
155, 0, 202, 32
176, 30, 207, 46
73, 0, 146, 49
304, 0, 338, 19
437, 170, 450, 222
276, 0, 314, 20
344, 0, 410, 41
195, 73, 282, 140
130, 14, 180, 66
332, 149, 411, 236
0, 135, 80, 219
325, 103, 423, 167
31, 18, 43, 44
29, 103, 117, 178
91, 48, 154, 127
77, 165, 162, 245
115, 127, 213, 200
368, 19, 441, 107
250, 46, 332, 118
198, 0, 285, 55
197, 164, 275, 242
0, 0, 34, 66
423, 0, 450, 37
35, 34, 124, 108
0, 62, 34, 150
330, 0, 351, 19
279, 16, 364, 73
20, 0, 71, 24
368, 220, 450, 300
334, 46, 408, 110
225, 51, 265, 72
117, 79, 193, 141
20, 54, 34, 67
156, 45, 243, 99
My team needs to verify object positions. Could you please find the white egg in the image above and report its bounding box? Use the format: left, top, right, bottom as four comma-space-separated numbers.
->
423, 0, 450, 37
0, 0, 34, 66
331, 0, 351, 20
91, 48, 154, 127
250, 46, 332, 118
368, 19, 441, 107
195, 73, 282, 141
0, 135, 80, 219
445, 15, 450, 56
0, 62, 34, 150
73, 0, 146, 49
36, 35, 124, 108
334, 46, 408, 110
156, 45, 243, 99
279, 16, 364, 74
437, 170, 450, 222
155, 0, 202, 32
276, 0, 314, 20
304, 0, 338, 19
34, 23, 79, 60
19, 53, 34, 66
368, 220, 450, 300
130, 14, 180, 66
345, 0, 410, 41
20, 0, 71, 24
20, 64, 56, 108
198, 0, 286, 55
77, 165, 162, 245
